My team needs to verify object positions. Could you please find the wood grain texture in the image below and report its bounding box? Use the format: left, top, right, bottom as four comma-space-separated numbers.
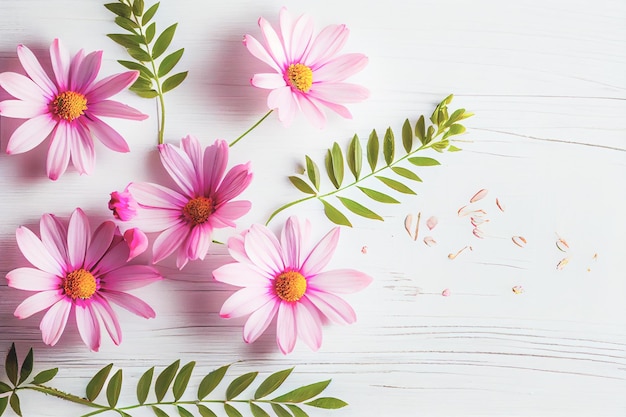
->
0, 0, 624, 416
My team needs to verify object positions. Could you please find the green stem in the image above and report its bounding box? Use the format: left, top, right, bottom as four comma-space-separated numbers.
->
20, 385, 105, 409
230, 110, 273, 147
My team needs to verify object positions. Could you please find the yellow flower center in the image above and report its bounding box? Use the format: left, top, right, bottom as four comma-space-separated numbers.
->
274, 271, 307, 302
52, 91, 88, 121
183, 197, 214, 225
286, 63, 313, 92
63, 269, 97, 300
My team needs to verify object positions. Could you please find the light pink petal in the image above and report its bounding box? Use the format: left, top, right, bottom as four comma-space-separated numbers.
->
308, 82, 369, 103
75, 304, 101, 351
251, 73, 287, 89
39, 298, 72, 346
305, 290, 356, 325
67, 208, 90, 270
7, 268, 61, 291
0, 72, 48, 102
311, 99, 352, 119
301, 226, 340, 277
278, 7, 294, 58
470, 188, 489, 203
185, 223, 212, 261
101, 265, 162, 291
87, 100, 148, 120
304, 24, 349, 66
280, 216, 304, 269
84, 221, 116, 270
219, 287, 274, 319
181, 135, 204, 189
14, 290, 65, 319
46, 123, 71, 181
226, 233, 256, 267
0, 99, 49, 118
276, 302, 297, 354
86, 71, 139, 102
91, 295, 122, 345
50, 39, 70, 91
158, 141, 199, 197
286, 12, 315, 62
103, 290, 156, 318
68, 49, 85, 91
203, 139, 229, 195
243, 34, 281, 73
258, 17, 287, 67
268, 86, 297, 126
128, 181, 188, 208
175, 246, 190, 270
244, 224, 285, 276
131, 207, 183, 233
308, 269, 372, 294
213, 262, 271, 287
74, 50, 103, 92
6, 114, 57, 155
16, 226, 63, 276
295, 298, 323, 351
296, 94, 326, 129
426, 216, 438, 230
152, 222, 190, 264
123, 228, 149, 261
210, 200, 251, 229
70, 122, 95, 175
82, 115, 130, 152
17, 44, 57, 97
215, 163, 253, 203
313, 54, 368, 82
243, 300, 279, 344
40, 214, 68, 269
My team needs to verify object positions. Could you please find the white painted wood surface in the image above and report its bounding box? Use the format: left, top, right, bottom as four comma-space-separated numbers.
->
0, 0, 624, 416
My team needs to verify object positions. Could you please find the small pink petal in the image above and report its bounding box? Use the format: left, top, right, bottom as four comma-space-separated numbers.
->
556, 238, 570, 252
423, 236, 437, 247
404, 214, 413, 237
361, 246, 367, 254
457, 205, 472, 217
39, 298, 72, 346
426, 216, 438, 230
123, 228, 149, 260
496, 198, 505, 212
557, 258, 569, 270
75, 304, 101, 352
512, 285, 524, 294
441, 288, 450, 297
470, 217, 489, 227
512, 236, 527, 248
470, 189, 488, 203
473, 228, 485, 239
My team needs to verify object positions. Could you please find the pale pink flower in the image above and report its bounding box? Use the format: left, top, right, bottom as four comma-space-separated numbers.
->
6, 208, 162, 351
214, 216, 372, 354
245, 7, 369, 128
109, 186, 138, 221
127, 136, 253, 269
0, 38, 148, 180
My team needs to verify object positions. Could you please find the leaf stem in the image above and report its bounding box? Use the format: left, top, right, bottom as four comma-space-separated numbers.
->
230, 110, 273, 147
20, 385, 105, 409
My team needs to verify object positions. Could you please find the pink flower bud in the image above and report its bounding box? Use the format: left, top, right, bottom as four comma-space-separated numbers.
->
108, 187, 138, 221
123, 228, 149, 261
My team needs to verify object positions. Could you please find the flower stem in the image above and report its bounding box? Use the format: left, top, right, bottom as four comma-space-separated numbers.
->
20, 385, 105, 409
230, 110, 273, 147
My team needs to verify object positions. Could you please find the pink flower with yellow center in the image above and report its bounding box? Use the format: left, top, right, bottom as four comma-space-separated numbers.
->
6, 208, 162, 351
0, 39, 148, 180
245, 7, 369, 128
126, 135, 253, 269
214, 216, 373, 354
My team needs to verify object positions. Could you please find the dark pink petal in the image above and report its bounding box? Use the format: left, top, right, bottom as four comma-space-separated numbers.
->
50, 39, 70, 91
203, 139, 229, 196
314, 54, 368, 82
243, 300, 279, 343
215, 163, 253, 203
76, 304, 101, 351
296, 94, 326, 129
86, 71, 139, 102
74, 50, 103, 92
244, 224, 285, 276
276, 302, 297, 354
123, 228, 149, 261
91, 295, 122, 345
295, 299, 323, 351
67, 208, 90, 270
87, 100, 148, 120
213, 262, 271, 287
39, 298, 72, 346
243, 34, 281, 73
181, 135, 204, 189
92, 239, 130, 276
304, 24, 349, 66
40, 213, 68, 270
0, 99, 49, 118
259, 17, 288, 68
305, 290, 356, 325
6, 114, 57, 155
109, 187, 138, 221
308, 82, 369, 103
17, 44, 57, 97
14, 290, 64, 319
101, 265, 162, 291
158, 141, 199, 197
69, 122, 95, 175
301, 226, 340, 277
128, 181, 187, 209
211, 200, 252, 229
84, 221, 116, 270
152, 222, 190, 264
185, 223, 212, 261
251, 73, 287, 89
46, 123, 71, 181
308, 269, 373, 294
7, 268, 61, 291
103, 290, 156, 318
268, 86, 297, 126
16, 226, 63, 276
68, 49, 85, 91
219, 287, 274, 319
0, 72, 48, 102
82, 115, 130, 152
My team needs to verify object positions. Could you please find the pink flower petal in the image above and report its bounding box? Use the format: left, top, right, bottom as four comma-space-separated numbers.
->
181, 135, 204, 187
211, 200, 252, 228
185, 223, 212, 261
0, 72, 48, 102
123, 228, 149, 261
152, 221, 189, 264
74, 50, 103, 92
305, 290, 356, 325
295, 299, 323, 351
251, 73, 287, 89
6, 268, 61, 291
244, 224, 285, 276
215, 163, 253, 203
14, 290, 65, 319
131, 207, 182, 233
296, 94, 326, 129
243, 34, 281, 73
67, 208, 90, 270
50, 39, 70, 91
286, 13, 315, 62
311, 98, 352, 119
128, 182, 188, 209
93, 240, 130, 276
39, 298, 72, 346
103, 290, 156, 318
84, 221, 116, 270
46, 123, 71, 181
82, 115, 130, 152
68, 49, 85, 91
91, 295, 122, 345
258, 17, 288, 68
276, 302, 297, 354
226, 233, 257, 268
280, 216, 308, 269
101, 265, 162, 291
314, 54, 368, 83
17, 44, 57, 97
219, 287, 274, 319
75, 304, 101, 351
268, 86, 297, 126
423, 236, 437, 247
308, 269, 373, 294
309, 82, 369, 103
0, 99, 49, 118
6, 114, 57, 155
87, 100, 148, 120
304, 24, 349, 65
69, 122, 95, 175
158, 141, 199, 197
40, 214, 68, 269
85, 71, 139, 102
301, 226, 340, 277
426, 216, 438, 230
203, 139, 229, 194
470, 188, 489, 203
243, 300, 279, 344
16, 226, 63, 276
213, 263, 271, 287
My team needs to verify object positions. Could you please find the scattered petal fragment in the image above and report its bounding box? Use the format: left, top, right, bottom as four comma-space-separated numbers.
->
556, 258, 570, 270
423, 236, 437, 247
556, 238, 570, 252
361, 246, 368, 254
473, 228, 485, 239
512, 285, 524, 294
495, 198, 505, 212
426, 216, 438, 230
404, 214, 413, 238
457, 205, 471, 217
448, 246, 472, 260
441, 288, 450, 297
511, 236, 527, 248
470, 189, 488, 203
414, 212, 421, 241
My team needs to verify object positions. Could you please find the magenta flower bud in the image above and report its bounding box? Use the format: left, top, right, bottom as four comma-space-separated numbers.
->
109, 187, 138, 221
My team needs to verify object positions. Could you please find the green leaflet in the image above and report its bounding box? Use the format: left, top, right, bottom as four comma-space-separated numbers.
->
338, 197, 383, 221
86, 363, 113, 401
305, 397, 349, 409
177, 406, 194, 417
152, 406, 169, 417
254, 368, 294, 399
5, 344, 18, 386
31, 368, 58, 385
286, 405, 310, 417
137, 367, 154, 405
106, 369, 123, 408
289, 176, 316, 195
357, 186, 400, 204
159, 48, 185, 77
347, 134, 362, 180
383, 127, 395, 165
9, 394, 21, 416
321, 199, 352, 227
0, 397, 7, 416
375, 176, 416, 194
198, 364, 230, 400
173, 361, 196, 401
272, 380, 331, 403
155, 360, 180, 402
250, 403, 271, 417
402, 118, 413, 153
224, 403, 243, 417
226, 372, 258, 400
367, 129, 379, 171
197, 404, 218, 417
271, 404, 292, 417
305, 156, 321, 191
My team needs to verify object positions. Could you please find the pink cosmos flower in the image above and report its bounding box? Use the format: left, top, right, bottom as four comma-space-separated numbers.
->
6, 208, 162, 351
0, 38, 148, 180
245, 7, 369, 128
127, 135, 253, 269
109, 186, 138, 221
214, 216, 373, 354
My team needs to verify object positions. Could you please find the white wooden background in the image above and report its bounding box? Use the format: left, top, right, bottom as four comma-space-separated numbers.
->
0, 0, 625, 416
